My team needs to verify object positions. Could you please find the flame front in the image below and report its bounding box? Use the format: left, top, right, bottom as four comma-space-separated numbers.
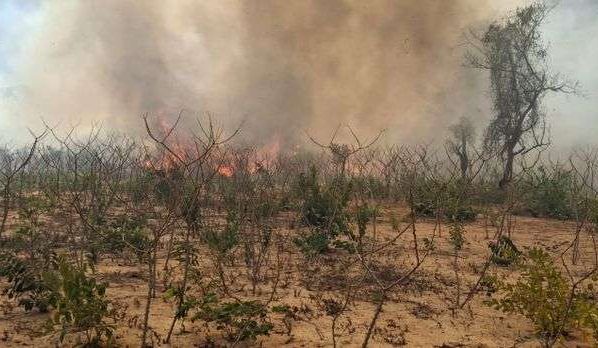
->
218, 164, 234, 177
143, 116, 191, 173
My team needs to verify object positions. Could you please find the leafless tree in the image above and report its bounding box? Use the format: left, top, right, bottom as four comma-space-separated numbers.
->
141, 112, 241, 344
0, 130, 46, 237
307, 125, 384, 177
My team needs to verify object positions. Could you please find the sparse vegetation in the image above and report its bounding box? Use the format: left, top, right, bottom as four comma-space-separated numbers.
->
1, 2, 596, 347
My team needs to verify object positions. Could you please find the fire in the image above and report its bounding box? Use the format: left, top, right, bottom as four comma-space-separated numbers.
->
218, 164, 234, 177
248, 136, 282, 172
143, 115, 191, 173
256, 136, 281, 160
214, 136, 284, 178
144, 117, 288, 178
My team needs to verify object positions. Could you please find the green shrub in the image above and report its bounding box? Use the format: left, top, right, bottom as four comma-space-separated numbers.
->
345, 203, 375, 250
0, 252, 53, 312
204, 209, 239, 256
479, 274, 499, 296
446, 206, 477, 222
413, 201, 435, 218
449, 223, 465, 251
1, 253, 115, 345
411, 179, 477, 222
297, 168, 351, 233
294, 230, 331, 256
100, 217, 150, 262
43, 255, 114, 346
293, 167, 351, 255
519, 165, 573, 220
192, 293, 273, 341
488, 248, 598, 346
489, 236, 521, 266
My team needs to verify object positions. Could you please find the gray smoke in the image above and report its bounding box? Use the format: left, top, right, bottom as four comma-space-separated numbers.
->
2, 0, 531, 146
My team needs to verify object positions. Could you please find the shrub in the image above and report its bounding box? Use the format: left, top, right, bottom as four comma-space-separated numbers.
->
297, 168, 351, 233
192, 293, 273, 342
446, 206, 477, 222
346, 203, 375, 250
0, 252, 53, 312
1, 253, 115, 345
413, 201, 435, 218
294, 230, 331, 256
449, 223, 465, 251
489, 236, 521, 266
411, 180, 477, 222
204, 209, 239, 256
43, 255, 114, 346
101, 218, 150, 263
479, 274, 498, 296
293, 167, 351, 255
488, 248, 598, 347
519, 165, 574, 220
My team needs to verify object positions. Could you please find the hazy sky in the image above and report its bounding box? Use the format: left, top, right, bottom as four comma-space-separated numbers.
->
541, 0, 598, 149
0, 1, 596, 148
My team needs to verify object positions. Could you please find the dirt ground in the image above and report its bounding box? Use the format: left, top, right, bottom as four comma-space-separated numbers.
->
1, 206, 596, 347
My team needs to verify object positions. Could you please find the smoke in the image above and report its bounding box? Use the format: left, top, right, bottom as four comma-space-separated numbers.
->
1, 0, 527, 146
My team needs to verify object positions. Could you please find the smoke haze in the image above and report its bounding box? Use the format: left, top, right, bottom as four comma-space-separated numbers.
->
7, 0, 594, 148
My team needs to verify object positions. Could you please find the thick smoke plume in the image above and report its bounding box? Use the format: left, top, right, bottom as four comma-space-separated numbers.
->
3, 0, 525, 146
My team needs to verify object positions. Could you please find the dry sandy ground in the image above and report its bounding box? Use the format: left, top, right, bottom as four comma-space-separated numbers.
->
1, 207, 597, 347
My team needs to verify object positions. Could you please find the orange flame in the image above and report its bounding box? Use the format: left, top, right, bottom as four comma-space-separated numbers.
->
218, 164, 234, 177
145, 118, 288, 177
143, 116, 190, 172
248, 136, 282, 173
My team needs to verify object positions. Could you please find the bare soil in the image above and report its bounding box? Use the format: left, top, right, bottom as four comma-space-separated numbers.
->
1, 206, 596, 347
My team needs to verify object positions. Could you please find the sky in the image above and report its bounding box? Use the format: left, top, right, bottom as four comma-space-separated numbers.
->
541, 0, 598, 149
0, 0, 596, 149
0, 0, 41, 132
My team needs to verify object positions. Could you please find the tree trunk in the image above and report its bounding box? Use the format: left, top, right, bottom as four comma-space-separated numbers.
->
1, 179, 12, 237
499, 145, 516, 189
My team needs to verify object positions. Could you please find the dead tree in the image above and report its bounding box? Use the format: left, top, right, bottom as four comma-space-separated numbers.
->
0, 130, 46, 237
141, 112, 241, 344
307, 125, 384, 178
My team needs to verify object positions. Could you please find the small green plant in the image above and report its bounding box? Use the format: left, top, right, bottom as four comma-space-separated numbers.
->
294, 230, 331, 256
413, 201, 435, 218
101, 218, 150, 263
448, 223, 465, 251
271, 303, 317, 341
43, 255, 114, 346
271, 304, 295, 338
331, 239, 356, 254
414, 199, 476, 222
479, 274, 499, 296
355, 204, 372, 237
192, 293, 273, 342
12, 195, 55, 261
163, 286, 199, 331
487, 248, 598, 347
293, 167, 351, 255
489, 236, 521, 266
449, 221, 466, 308
204, 209, 239, 256
0, 252, 53, 312
342, 204, 374, 252
390, 214, 400, 232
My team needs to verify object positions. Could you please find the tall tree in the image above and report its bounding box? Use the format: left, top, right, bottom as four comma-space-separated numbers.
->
468, 2, 576, 188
